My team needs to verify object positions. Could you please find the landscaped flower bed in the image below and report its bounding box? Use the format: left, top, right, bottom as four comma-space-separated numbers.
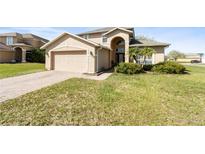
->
115, 61, 186, 75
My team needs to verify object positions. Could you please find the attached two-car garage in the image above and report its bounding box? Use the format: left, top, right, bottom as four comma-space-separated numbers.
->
51, 50, 88, 73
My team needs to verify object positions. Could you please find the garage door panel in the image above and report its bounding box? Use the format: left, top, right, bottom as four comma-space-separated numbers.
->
53, 51, 87, 73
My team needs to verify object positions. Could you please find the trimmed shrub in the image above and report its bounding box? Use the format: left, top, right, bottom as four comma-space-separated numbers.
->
152, 61, 186, 74
143, 64, 154, 71
115, 63, 143, 75
26, 48, 45, 63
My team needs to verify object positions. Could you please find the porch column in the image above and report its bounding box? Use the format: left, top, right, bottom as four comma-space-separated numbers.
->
125, 40, 129, 62
22, 49, 26, 62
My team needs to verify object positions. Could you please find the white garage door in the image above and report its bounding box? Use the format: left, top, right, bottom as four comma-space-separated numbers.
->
53, 51, 87, 73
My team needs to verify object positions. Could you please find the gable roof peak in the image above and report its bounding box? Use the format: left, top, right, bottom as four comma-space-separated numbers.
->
41, 32, 100, 50
78, 27, 134, 35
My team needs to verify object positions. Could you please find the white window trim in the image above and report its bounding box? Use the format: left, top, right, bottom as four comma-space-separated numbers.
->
84, 34, 90, 39
6, 36, 13, 45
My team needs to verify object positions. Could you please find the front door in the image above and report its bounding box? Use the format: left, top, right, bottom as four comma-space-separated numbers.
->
116, 53, 125, 63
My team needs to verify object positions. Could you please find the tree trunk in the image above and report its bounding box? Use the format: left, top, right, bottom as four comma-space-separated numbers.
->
133, 56, 138, 64
143, 56, 146, 65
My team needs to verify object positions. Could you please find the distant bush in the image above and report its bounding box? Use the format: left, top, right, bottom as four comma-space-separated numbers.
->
143, 64, 154, 71
26, 48, 45, 63
115, 63, 143, 75
152, 61, 186, 74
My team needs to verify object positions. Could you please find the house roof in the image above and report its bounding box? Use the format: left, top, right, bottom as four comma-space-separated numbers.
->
10, 43, 33, 48
22, 33, 49, 43
0, 32, 23, 37
0, 42, 13, 51
0, 32, 49, 43
130, 38, 170, 47
102, 27, 133, 36
78, 27, 134, 35
41, 32, 110, 50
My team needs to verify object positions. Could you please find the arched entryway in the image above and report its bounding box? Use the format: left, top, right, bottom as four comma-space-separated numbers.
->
15, 47, 23, 62
111, 37, 125, 65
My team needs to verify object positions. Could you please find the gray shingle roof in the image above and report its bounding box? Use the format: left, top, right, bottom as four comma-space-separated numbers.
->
22, 33, 49, 43
78, 27, 134, 35
130, 38, 170, 47
0, 32, 22, 37
0, 32, 49, 43
0, 42, 13, 51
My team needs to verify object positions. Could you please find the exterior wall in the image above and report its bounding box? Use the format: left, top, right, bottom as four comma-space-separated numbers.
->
79, 29, 131, 63
14, 37, 24, 44
105, 29, 130, 62
0, 36, 44, 48
97, 49, 110, 72
0, 36, 23, 45
87, 33, 102, 44
23, 38, 44, 48
151, 46, 165, 64
0, 37, 6, 44
202, 58, 205, 64
0, 51, 15, 62
45, 34, 96, 73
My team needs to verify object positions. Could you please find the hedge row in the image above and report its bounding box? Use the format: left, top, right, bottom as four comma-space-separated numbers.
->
115, 61, 186, 75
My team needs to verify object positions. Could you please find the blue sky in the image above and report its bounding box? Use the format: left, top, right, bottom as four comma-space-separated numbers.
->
0, 27, 204, 54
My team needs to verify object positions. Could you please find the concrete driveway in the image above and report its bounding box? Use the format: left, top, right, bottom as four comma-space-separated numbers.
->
0, 71, 112, 103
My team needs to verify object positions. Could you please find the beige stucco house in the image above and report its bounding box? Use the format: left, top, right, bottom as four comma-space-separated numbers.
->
176, 53, 204, 63
41, 27, 170, 73
0, 33, 48, 63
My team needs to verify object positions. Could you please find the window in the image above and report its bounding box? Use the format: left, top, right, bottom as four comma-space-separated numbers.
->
6, 36, 13, 45
83, 34, 89, 39
102, 36, 107, 42
116, 40, 125, 46
116, 48, 124, 53
136, 55, 153, 64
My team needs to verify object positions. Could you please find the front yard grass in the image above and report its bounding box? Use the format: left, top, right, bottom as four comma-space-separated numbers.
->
0, 63, 45, 79
0, 66, 205, 125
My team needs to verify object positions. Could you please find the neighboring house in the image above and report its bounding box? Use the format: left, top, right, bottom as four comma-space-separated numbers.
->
177, 53, 204, 63
0, 33, 48, 63
41, 27, 170, 73
0, 42, 14, 63
201, 54, 205, 63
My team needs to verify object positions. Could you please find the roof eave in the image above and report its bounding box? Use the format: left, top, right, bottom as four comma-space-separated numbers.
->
102, 27, 133, 36
41, 32, 100, 50
130, 44, 170, 47
10, 44, 33, 48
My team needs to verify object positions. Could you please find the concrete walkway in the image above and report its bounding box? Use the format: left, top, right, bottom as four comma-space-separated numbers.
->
0, 71, 112, 103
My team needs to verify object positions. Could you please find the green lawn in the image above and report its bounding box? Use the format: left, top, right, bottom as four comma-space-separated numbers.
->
0, 63, 45, 79
0, 66, 205, 126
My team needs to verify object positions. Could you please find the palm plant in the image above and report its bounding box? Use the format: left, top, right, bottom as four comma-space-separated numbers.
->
129, 47, 141, 63
129, 47, 155, 65
140, 47, 155, 65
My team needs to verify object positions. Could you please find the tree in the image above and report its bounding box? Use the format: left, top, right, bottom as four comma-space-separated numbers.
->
168, 50, 185, 61
129, 47, 155, 65
26, 48, 45, 63
140, 47, 156, 65
129, 47, 141, 63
